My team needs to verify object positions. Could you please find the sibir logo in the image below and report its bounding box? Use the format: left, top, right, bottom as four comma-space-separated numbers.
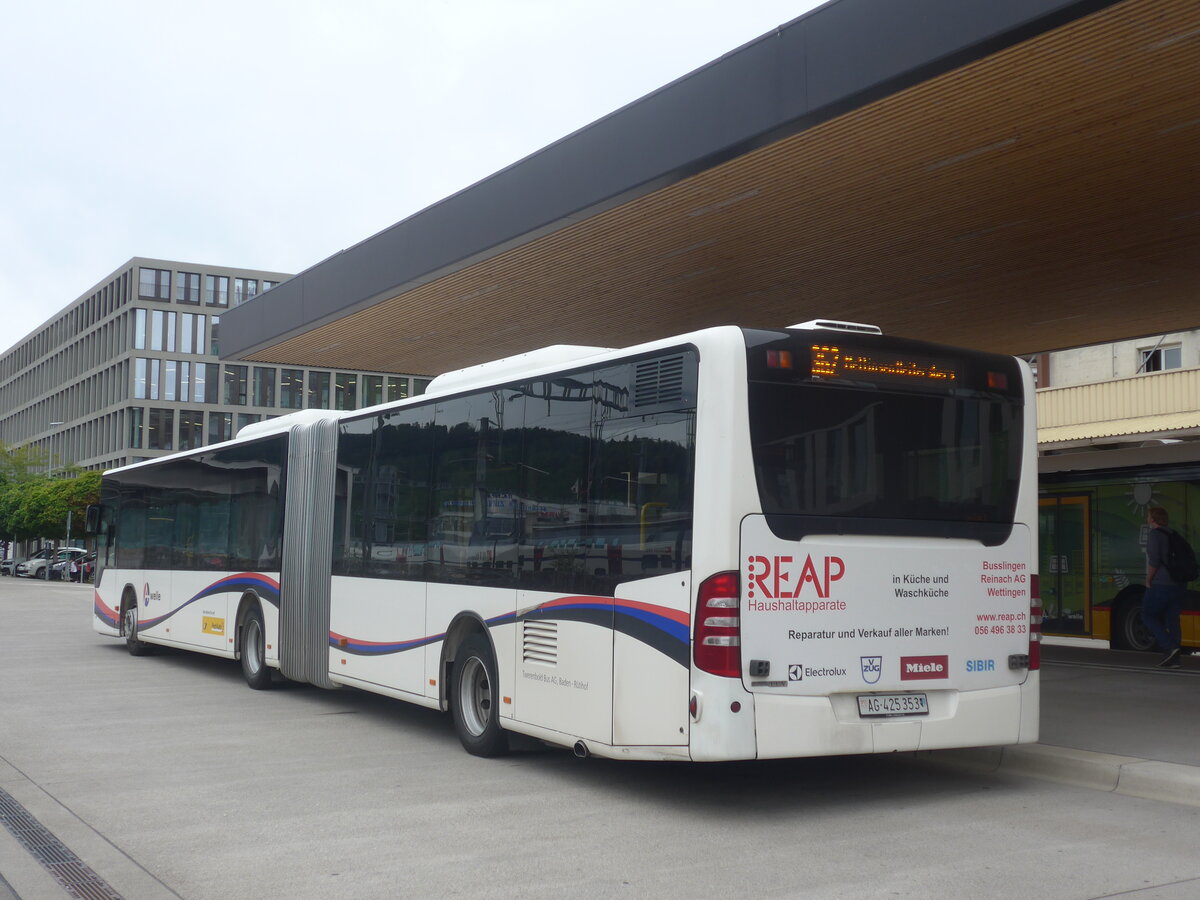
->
900, 655, 949, 680
966, 658, 996, 672
860, 656, 882, 684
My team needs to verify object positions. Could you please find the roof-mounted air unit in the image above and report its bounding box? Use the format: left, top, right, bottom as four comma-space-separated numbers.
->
789, 319, 882, 335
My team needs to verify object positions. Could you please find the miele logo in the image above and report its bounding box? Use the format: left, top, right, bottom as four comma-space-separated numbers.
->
746, 555, 845, 599
900, 655, 948, 680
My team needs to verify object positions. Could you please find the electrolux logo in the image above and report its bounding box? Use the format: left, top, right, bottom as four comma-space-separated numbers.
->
900, 655, 948, 680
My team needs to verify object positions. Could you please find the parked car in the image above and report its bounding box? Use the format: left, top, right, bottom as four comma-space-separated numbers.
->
0, 557, 22, 576
50, 551, 95, 582
17, 547, 86, 579
11, 547, 55, 577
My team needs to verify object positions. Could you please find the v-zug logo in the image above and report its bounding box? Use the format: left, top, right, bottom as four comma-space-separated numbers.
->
860, 656, 882, 684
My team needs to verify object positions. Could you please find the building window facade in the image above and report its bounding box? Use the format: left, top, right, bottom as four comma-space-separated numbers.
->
175, 271, 201, 304
209, 412, 233, 444
308, 371, 330, 409
205, 275, 229, 307
253, 367, 275, 407
180, 314, 206, 354
224, 365, 248, 405
138, 268, 170, 300
128, 407, 144, 449
1140, 345, 1182, 373
280, 368, 304, 409
363, 375, 383, 408
147, 408, 174, 451
179, 409, 204, 451
134, 358, 148, 399
233, 278, 258, 306
0, 259, 425, 471
335, 372, 358, 411
193, 362, 218, 403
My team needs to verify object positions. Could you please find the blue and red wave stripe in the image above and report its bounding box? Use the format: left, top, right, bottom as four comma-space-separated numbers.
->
331, 596, 690, 667
92, 573, 280, 631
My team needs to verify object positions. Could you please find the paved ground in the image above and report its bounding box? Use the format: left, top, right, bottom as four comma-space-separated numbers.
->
1040, 643, 1200, 767
1, 577, 1198, 899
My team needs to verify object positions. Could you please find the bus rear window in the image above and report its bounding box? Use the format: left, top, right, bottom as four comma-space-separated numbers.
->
749, 381, 1021, 532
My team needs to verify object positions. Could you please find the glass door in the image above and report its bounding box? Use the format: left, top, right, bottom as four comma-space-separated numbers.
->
1038, 495, 1091, 635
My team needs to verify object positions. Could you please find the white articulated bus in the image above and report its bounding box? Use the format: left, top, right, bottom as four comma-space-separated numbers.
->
90, 322, 1039, 761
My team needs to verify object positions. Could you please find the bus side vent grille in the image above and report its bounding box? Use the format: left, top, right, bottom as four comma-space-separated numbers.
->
634, 356, 684, 407
523, 620, 558, 666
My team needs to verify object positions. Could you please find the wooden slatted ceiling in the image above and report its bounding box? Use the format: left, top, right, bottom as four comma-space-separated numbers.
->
247, 0, 1200, 375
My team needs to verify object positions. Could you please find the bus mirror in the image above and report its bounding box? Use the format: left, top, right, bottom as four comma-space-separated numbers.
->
85, 505, 102, 535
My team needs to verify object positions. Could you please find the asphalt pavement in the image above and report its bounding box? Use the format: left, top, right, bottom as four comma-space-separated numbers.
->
2, 578, 1199, 899
920, 639, 1200, 807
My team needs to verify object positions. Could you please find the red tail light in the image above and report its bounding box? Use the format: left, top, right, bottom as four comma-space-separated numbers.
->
1029, 574, 1041, 671
694, 571, 741, 677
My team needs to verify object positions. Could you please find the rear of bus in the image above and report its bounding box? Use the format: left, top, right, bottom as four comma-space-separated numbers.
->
691, 324, 1039, 760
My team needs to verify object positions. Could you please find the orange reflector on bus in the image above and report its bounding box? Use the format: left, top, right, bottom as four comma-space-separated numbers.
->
766, 350, 793, 370
503, 696, 512, 705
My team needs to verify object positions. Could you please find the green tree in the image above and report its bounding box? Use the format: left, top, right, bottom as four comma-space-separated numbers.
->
0, 481, 32, 542
56, 472, 101, 543
0, 442, 49, 486
0, 471, 101, 546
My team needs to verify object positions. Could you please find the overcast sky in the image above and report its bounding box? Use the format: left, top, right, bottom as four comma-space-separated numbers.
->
0, 0, 824, 354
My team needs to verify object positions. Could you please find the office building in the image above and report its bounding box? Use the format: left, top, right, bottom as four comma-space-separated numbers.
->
0, 257, 427, 471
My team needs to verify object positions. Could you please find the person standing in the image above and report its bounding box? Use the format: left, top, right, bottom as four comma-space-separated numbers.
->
1143, 506, 1184, 668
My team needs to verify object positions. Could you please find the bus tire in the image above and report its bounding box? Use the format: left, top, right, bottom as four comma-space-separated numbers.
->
240, 605, 272, 690
451, 633, 509, 757
124, 602, 153, 657
1116, 597, 1155, 652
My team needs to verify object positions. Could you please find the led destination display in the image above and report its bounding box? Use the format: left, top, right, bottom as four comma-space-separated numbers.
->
810, 343, 958, 384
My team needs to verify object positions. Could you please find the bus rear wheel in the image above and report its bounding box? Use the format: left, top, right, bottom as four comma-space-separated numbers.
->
240, 605, 272, 690
451, 633, 509, 757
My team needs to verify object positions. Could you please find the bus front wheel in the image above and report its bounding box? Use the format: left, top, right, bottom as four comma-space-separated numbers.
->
124, 602, 153, 657
239, 605, 272, 690
1116, 599, 1156, 652
451, 633, 509, 757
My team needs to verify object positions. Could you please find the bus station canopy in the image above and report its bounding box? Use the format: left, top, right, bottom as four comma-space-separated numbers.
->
220, 0, 1200, 377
